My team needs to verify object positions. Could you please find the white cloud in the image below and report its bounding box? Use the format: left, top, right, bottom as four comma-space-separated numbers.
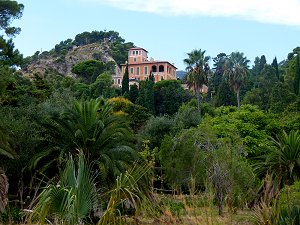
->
81, 0, 300, 26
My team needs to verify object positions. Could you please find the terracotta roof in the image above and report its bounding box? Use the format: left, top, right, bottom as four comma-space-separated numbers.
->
129, 47, 148, 53
121, 61, 177, 69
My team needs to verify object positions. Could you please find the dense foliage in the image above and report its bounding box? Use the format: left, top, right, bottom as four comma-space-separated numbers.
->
1, 1, 300, 223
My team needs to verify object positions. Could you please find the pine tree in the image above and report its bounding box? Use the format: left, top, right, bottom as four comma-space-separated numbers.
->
122, 63, 129, 95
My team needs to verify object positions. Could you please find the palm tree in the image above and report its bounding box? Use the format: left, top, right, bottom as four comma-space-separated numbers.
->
99, 162, 154, 225
224, 52, 250, 109
255, 130, 300, 187
33, 98, 135, 184
184, 49, 210, 118
28, 153, 98, 225
29, 156, 154, 225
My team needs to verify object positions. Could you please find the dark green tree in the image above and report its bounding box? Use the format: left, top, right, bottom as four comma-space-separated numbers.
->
0, 0, 24, 36
211, 53, 227, 91
91, 71, 114, 98
0, 37, 22, 66
149, 70, 155, 82
269, 82, 297, 113
122, 63, 129, 95
136, 79, 155, 114
215, 78, 237, 107
71, 60, 106, 83
154, 80, 191, 116
294, 54, 300, 95
129, 83, 138, 103
271, 57, 280, 81
145, 78, 155, 114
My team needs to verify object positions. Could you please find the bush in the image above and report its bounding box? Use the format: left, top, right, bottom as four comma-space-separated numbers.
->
0, 206, 23, 224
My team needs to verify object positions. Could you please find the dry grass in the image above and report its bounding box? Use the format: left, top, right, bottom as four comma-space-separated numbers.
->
127, 194, 255, 225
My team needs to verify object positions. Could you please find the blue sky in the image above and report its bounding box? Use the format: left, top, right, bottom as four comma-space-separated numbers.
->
13, 0, 300, 70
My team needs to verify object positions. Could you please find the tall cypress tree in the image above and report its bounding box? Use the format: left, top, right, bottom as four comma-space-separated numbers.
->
122, 63, 129, 95
149, 70, 155, 82
271, 57, 280, 81
294, 54, 300, 95
129, 83, 139, 103
145, 79, 155, 114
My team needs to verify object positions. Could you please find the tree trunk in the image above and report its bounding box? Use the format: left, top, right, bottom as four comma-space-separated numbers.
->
236, 90, 240, 110
0, 169, 8, 212
196, 89, 201, 119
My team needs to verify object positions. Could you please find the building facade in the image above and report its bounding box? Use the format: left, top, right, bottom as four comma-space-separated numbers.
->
115, 47, 177, 86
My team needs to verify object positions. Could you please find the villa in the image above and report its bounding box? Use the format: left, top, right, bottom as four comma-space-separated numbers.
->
114, 47, 177, 86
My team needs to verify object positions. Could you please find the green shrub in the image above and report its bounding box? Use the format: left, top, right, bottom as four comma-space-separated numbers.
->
0, 206, 23, 224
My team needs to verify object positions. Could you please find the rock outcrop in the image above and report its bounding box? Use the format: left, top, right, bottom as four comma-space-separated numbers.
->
22, 42, 121, 78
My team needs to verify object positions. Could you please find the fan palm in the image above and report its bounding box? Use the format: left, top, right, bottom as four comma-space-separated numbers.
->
33, 98, 135, 184
184, 49, 210, 119
28, 153, 98, 225
255, 130, 300, 187
98, 162, 154, 225
224, 52, 250, 109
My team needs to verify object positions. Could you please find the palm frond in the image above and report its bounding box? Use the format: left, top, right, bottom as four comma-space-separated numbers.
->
28, 153, 98, 224
98, 162, 156, 224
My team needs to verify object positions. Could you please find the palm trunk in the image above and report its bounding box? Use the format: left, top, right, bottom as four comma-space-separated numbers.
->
236, 90, 240, 110
196, 88, 201, 119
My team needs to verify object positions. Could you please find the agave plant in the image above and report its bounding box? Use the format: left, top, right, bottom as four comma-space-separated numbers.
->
28, 153, 98, 225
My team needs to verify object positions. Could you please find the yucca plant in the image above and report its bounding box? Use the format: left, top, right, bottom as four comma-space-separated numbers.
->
98, 162, 155, 225
28, 153, 98, 225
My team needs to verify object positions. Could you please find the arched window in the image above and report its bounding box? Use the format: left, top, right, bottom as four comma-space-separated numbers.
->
152, 65, 157, 72
159, 65, 164, 72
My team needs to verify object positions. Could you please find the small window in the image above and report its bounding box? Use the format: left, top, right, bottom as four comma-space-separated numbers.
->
137, 67, 140, 75
130, 67, 134, 74
132, 51, 135, 55
144, 66, 148, 75
161, 76, 164, 80
117, 79, 120, 84
134, 58, 137, 62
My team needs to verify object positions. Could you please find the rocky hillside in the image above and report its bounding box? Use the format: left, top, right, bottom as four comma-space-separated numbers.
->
22, 42, 120, 78
21, 30, 134, 79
